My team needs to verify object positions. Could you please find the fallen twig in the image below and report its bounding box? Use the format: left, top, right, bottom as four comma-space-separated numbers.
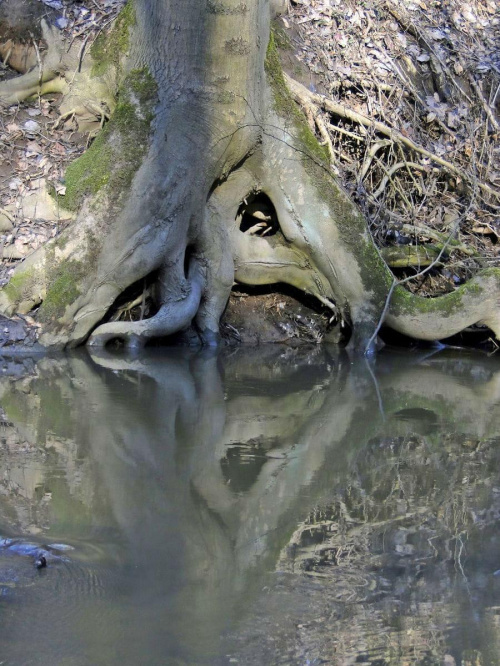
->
285, 73, 499, 200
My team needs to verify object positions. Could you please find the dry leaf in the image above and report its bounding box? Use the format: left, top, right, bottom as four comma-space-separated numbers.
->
52, 142, 67, 156
26, 142, 43, 156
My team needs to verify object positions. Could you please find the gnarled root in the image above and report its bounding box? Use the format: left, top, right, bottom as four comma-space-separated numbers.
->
0, 17, 116, 133
386, 268, 500, 342
87, 257, 205, 350
0, 20, 65, 106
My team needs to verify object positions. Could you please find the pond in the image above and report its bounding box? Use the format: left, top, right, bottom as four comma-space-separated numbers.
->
0, 345, 500, 665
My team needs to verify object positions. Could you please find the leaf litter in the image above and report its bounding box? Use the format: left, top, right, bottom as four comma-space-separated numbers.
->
281, 0, 499, 304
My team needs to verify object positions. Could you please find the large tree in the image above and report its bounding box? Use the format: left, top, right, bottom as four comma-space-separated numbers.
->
0, 0, 499, 352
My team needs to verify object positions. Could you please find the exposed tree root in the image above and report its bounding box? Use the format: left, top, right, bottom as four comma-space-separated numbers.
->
87, 257, 205, 349
0, 0, 498, 354
0, 18, 116, 132
388, 269, 500, 341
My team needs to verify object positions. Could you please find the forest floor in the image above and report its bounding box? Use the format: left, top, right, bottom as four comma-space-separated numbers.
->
280, 0, 500, 300
0, 0, 498, 347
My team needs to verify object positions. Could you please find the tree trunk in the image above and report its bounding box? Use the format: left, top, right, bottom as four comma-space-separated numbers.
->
0, 0, 499, 352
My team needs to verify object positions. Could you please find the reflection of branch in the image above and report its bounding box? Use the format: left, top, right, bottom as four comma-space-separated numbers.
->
364, 357, 385, 420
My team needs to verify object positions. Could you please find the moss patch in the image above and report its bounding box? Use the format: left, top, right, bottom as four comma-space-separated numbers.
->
38, 259, 84, 323
271, 21, 292, 51
61, 131, 112, 211
391, 279, 483, 318
265, 33, 330, 166
3, 268, 37, 305
62, 67, 158, 212
90, 0, 135, 78
38, 233, 101, 323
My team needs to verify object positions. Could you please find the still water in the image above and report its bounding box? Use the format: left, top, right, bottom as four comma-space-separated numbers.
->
1, 346, 500, 665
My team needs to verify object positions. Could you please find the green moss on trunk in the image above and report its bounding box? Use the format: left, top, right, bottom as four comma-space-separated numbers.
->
62, 68, 158, 212
391, 276, 485, 318
38, 259, 84, 323
90, 0, 135, 78
265, 33, 329, 166
3, 269, 37, 304
38, 233, 101, 324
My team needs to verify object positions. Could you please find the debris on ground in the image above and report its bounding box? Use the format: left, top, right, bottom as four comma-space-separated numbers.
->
278, 0, 499, 299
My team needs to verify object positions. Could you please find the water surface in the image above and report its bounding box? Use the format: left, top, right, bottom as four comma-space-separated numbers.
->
1, 346, 500, 665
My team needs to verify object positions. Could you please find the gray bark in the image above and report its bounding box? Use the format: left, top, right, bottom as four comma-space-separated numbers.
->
0, 0, 499, 352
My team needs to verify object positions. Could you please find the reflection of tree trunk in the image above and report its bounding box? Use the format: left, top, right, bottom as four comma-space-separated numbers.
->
375, 351, 500, 438
2, 349, 500, 659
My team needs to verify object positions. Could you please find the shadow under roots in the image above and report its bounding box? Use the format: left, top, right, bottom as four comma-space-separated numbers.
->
94, 270, 161, 348
221, 283, 347, 346
379, 324, 496, 351
90, 274, 348, 350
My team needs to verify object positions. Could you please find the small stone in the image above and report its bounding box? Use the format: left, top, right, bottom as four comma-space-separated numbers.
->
0, 213, 13, 232
9, 178, 22, 190
23, 120, 40, 132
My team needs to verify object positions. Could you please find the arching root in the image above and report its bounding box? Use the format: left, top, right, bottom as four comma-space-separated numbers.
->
87, 258, 205, 350
0, 20, 65, 106
386, 268, 500, 341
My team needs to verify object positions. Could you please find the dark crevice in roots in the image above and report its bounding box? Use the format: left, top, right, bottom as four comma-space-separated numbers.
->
183, 245, 197, 279
221, 441, 268, 494
100, 269, 160, 328
227, 281, 350, 345
379, 324, 494, 350
231, 282, 332, 314
237, 192, 281, 237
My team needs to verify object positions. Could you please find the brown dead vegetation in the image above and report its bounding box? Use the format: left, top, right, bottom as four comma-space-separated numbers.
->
280, 0, 500, 299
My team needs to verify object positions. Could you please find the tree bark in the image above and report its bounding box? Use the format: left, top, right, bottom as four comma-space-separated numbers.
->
0, 0, 499, 352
